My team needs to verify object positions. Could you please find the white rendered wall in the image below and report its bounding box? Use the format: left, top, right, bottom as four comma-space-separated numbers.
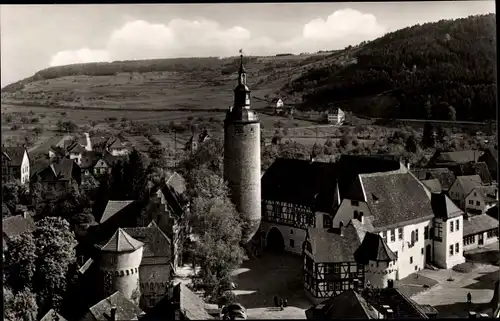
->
260, 221, 306, 255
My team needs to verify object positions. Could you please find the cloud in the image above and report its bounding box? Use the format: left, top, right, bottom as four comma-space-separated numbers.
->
48, 8, 386, 66
49, 48, 111, 67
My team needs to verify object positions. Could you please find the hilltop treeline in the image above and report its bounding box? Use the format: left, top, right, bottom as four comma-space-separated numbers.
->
2, 56, 258, 93
289, 14, 496, 121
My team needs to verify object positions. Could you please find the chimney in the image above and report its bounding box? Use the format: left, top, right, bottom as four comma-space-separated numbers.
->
339, 221, 344, 236
406, 161, 411, 171
386, 308, 394, 319
110, 306, 117, 321
358, 212, 364, 224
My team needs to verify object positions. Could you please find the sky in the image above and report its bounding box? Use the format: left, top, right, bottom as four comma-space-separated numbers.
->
0, 2, 495, 87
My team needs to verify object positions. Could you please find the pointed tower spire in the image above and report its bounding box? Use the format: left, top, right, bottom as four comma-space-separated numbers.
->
238, 49, 247, 86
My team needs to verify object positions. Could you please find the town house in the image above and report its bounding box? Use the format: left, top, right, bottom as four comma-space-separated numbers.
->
448, 175, 484, 209
464, 185, 498, 214
2, 146, 30, 184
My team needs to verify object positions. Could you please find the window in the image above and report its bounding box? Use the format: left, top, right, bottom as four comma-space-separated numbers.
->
390, 229, 395, 243
382, 231, 387, 243
333, 264, 341, 274
424, 226, 429, 240
421, 248, 424, 255
376, 261, 379, 268
323, 215, 332, 229
449, 245, 454, 256
464, 235, 475, 245
290, 229, 294, 235
415, 265, 418, 271
290, 239, 295, 248
415, 229, 419, 242
435, 222, 443, 241
476, 201, 480, 206
410, 256, 413, 264
398, 228, 403, 240
455, 220, 459, 231
351, 200, 359, 206
450, 221, 454, 232
487, 229, 498, 239
469, 200, 474, 205
455, 243, 459, 253
411, 230, 415, 244
474, 192, 477, 196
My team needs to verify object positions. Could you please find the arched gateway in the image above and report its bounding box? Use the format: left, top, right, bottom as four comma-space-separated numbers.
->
266, 227, 285, 252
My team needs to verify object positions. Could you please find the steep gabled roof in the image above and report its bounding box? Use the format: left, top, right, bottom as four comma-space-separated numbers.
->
354, 172, 434, 229
431, 192, 464, 220
261, 158, 338, 211
99, 200, 135, 224
463, 214, 498, 237
2, 215, 36, 238
157, 184, 184, 219
307, 224, 361, 262
108, 137, 126, 149
432, 150, 483, 164
96, 228, 144, 253
67, 142, 87, 154
88, 291, 143, 321
455, 175, 483, 195
469, 185, 498, 203
40, 309, 68, 321
2, 146, 27, 166
354, 232, 397, 264
451, 162, 493, 185
41, 157, 77, 181
175, 283, 214, 320
421, 179, 442, 193
411, 168, 456, 191
306, 290, 381, 319
80, 151, 100, 169
123, 221, 171, 258
165, 171, 187, 196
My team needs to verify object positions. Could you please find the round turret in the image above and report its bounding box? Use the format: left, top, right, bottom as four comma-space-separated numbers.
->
224, 52, 261, 243
96, 228, 144, 304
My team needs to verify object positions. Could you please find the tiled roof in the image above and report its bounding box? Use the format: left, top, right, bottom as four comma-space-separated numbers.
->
88, 291, 143, 321
38, 157, 77, 181
455, 175, 483, 196
432, 150, 483, 164
40, 309, 68, 321
108, 138, 126, 149
336, 155, 404, 199
2, 203, 11, 217
157, 185, 184, 219
306, 290, 381, 319
96, 228, 144, 253
2, 147, 26, 166
2, 215, 36, 238
165, 171, 187, 196
307, 224, 361, 262
451, 162, 493, 185
411, 168, 456, 191
261, 158, 338, 212
463, 214, 498, 236
176, 283, 214, 320
362, 288, 428, 319
470, 185, 498, 203
418, 304, 438, 316
67, 142, 87, 154
355, 172, 435, 229
354, 232, 397, 264
102, 150, 128, 166
123, 221, 171, 258
49, 145, 67, 156
430, 192, 464, 219
421, 179, 442, 193
80, 151, 100, 169
99, 200, 135, 224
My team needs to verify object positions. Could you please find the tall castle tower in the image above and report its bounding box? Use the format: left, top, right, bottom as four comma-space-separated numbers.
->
95, 228, 144, 305
224, 52, 261, 243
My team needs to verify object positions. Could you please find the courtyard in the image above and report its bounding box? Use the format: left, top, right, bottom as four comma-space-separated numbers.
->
411, 243, 499, 318
231, 252, 309, 319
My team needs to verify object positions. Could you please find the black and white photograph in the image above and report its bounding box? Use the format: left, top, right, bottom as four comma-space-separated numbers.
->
1, 1, 498, 320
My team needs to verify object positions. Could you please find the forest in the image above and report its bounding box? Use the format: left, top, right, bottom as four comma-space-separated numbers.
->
288, 14, 496, 121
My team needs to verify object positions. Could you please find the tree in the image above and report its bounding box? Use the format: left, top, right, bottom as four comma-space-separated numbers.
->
422, 122, 435, 148
2, 181, 29, 214
405, 135, 418, 153
33, 217, 79, 316
4, 233, 37, 292
57, 120, 78, 133
3, 286, 38, 321
190, 196, 246, 302
123, 149, 150, 200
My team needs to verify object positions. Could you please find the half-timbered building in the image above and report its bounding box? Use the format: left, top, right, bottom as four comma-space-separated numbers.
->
303, 222, 365, 303
261, 158, 339, 254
